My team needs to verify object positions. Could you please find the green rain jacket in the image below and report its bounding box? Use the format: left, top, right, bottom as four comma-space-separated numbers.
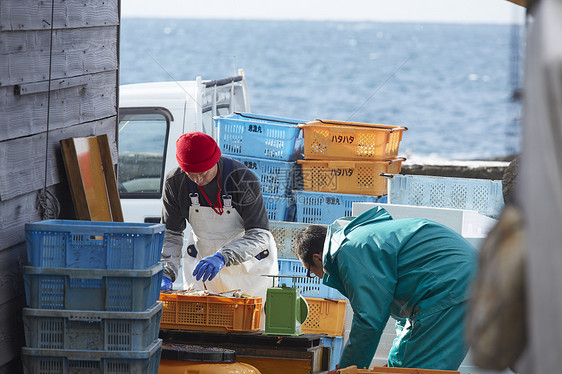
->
322, 206, 478, 369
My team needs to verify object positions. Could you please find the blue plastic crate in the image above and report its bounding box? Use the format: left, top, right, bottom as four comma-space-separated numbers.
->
23, 302, 162, 351
293, 191, 387, 224
277, 259, 345, 300
25, 220, 165, 270
263, 193, 295, 222
320, 336, 344, 371
215, 112, 304, 161
22, 339, 162, 374
23, 263, 163, 312
387, 174, 504, 217
226, 154, 297, 196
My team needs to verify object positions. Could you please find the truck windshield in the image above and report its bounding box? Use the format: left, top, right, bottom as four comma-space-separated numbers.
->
118, 109, 170, 198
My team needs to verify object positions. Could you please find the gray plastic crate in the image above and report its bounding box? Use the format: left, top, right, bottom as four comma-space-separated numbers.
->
23, 302, 162, 351
22, 339, 162, 374
23, 262, 163, 312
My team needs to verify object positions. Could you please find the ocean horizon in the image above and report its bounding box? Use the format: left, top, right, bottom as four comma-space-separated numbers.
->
119, 18, 524, 160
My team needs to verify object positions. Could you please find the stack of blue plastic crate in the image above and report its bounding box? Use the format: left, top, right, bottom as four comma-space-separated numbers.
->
21, 220, 166, 374
215, 112, 305, 222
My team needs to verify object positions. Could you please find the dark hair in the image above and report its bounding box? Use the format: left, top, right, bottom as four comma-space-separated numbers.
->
293, 225, 328, 265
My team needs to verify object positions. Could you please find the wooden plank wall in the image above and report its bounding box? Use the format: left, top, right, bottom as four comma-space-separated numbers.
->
0, 0, 120, 370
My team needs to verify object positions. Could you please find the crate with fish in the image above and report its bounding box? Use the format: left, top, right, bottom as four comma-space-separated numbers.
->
226, 154, 297, 196
25, 219, 165, 270
21, 339, 162, 374
23, 262, 163, 312
295, 158, 404, 195
215, 112, 305, 161
23, 302, 162, 351
298, 120, 407, 161
293, 191, 387, 225
159, 290, 263, 332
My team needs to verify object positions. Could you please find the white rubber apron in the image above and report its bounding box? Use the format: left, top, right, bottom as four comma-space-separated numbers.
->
180, 193, 278, 305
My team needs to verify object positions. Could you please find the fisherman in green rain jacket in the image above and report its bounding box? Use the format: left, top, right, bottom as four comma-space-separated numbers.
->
294, 206, 478, 370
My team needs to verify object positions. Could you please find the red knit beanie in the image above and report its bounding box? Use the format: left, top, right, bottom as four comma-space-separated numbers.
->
176, 132, 221, 173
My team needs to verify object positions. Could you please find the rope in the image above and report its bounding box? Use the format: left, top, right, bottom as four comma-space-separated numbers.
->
37, 0, 60, 219
346, 53, 412, 122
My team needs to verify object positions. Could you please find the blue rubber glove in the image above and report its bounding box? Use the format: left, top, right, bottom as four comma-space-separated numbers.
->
193, 252, 226, 282
161, 276, 173, 290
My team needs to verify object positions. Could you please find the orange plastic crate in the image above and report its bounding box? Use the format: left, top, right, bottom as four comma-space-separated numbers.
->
302, 297, 346, 336
296, 158, 404, 195
298, 120, 407, 160
159, 293, 262, 332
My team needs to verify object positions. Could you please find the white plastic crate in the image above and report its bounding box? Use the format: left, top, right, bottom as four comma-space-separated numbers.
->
278, 259, 345, 299
23, 302, 162, 351
387, 174, 504, 217
269, 221, 328, 259
22, 339, 162, 374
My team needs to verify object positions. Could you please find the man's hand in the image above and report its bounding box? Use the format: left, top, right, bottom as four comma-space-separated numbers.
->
161, 276, 173, 290
193, 252, 226, 282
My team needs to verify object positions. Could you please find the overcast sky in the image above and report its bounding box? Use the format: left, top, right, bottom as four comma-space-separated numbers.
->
121, 0, 526, 24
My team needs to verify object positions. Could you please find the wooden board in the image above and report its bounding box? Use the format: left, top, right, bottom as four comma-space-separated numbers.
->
61, 134, 122, 221
0, 70, 117, 142
0, 117, 116, 201
0, 358, 23, 374
0, 295, 25, 367
0, 0, 119, 31
0, 243, 26, 306
0, 27, 117, 88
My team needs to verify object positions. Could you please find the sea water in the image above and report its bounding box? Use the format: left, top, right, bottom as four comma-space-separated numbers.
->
120, 18, 524, 160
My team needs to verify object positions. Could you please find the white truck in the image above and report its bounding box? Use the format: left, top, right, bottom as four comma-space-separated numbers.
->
117, 69, 251, 223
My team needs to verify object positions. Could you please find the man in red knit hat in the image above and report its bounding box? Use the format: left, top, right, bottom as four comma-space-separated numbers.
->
160, 131, 278, 306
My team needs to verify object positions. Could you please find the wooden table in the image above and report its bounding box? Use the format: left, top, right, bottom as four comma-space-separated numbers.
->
159, 329, 337, 374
